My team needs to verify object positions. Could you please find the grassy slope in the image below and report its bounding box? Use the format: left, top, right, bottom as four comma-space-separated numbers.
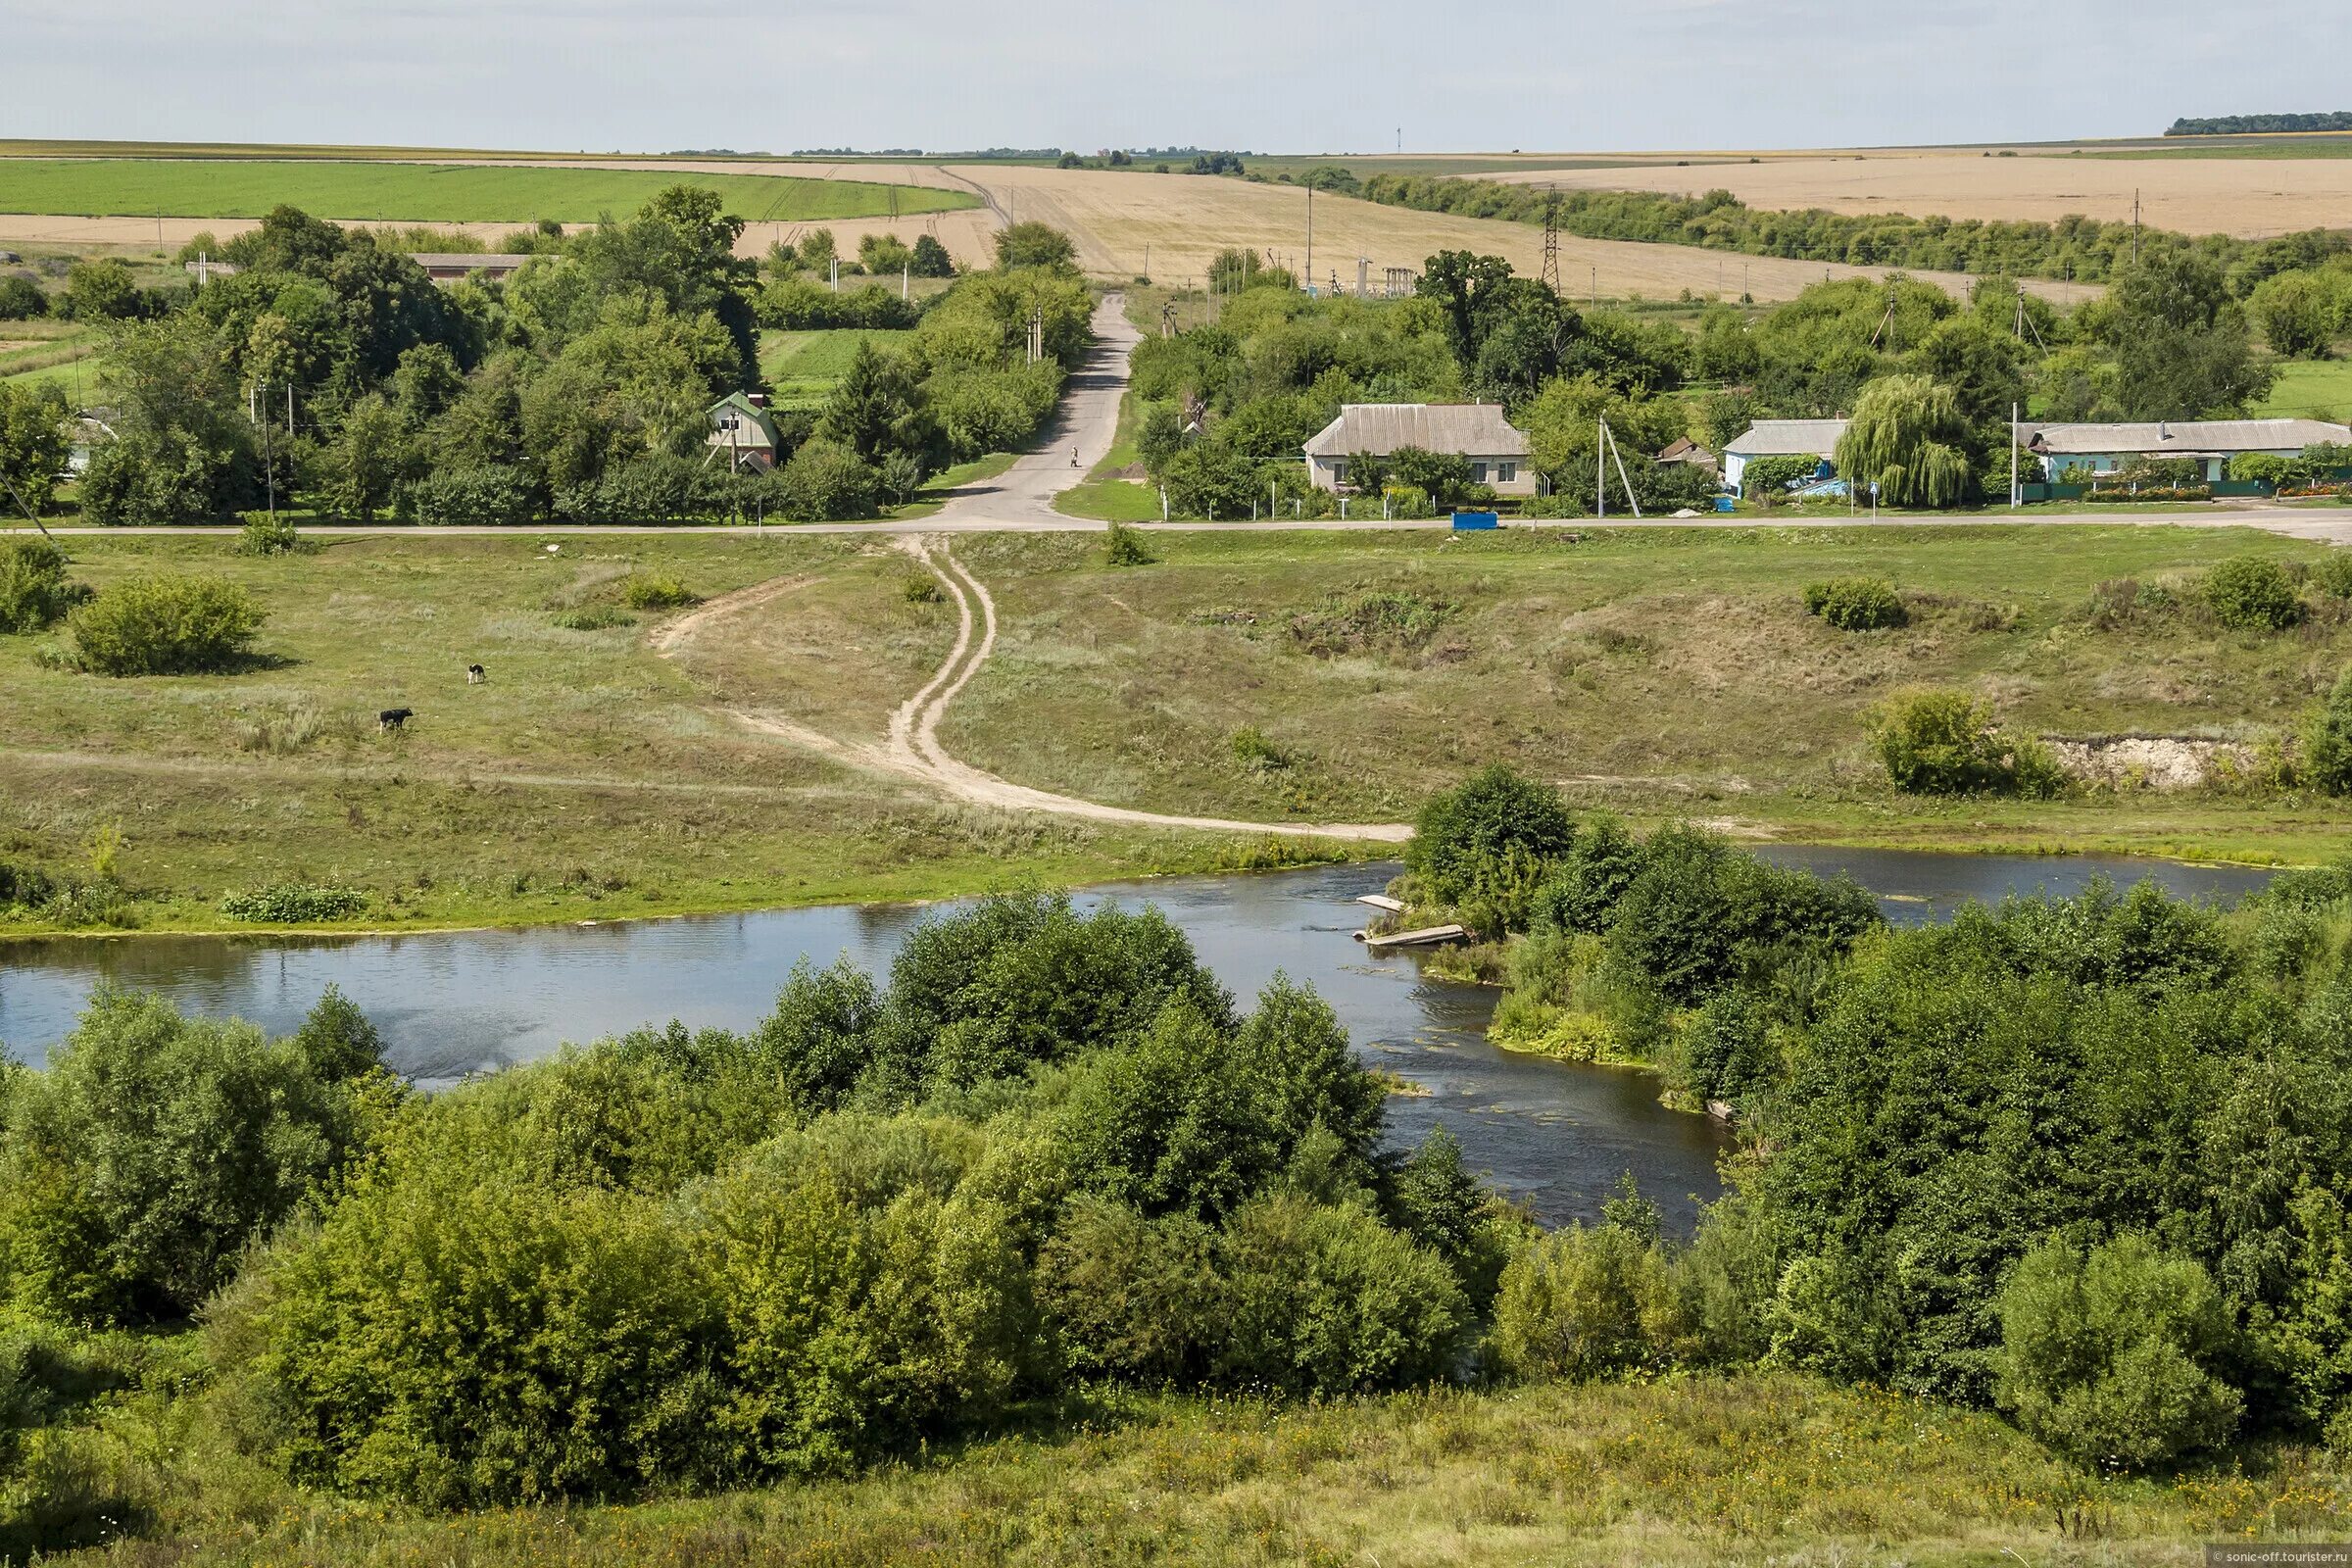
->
12, 523, 2352, 940
0, 161, 976, 223
942, 524, 2352, 863
0, 534, 1319, 938
757, 326, 918, 407
2258, 359, 2352, 420
41, 1373, 2347, 1565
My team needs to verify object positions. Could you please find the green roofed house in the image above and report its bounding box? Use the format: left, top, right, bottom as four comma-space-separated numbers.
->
708, 392, 781, 472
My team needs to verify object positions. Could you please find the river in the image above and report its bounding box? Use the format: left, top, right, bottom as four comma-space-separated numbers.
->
0, 849, 2278, 1229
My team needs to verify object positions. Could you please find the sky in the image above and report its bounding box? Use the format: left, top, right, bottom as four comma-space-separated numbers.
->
9, 0, 2352, 156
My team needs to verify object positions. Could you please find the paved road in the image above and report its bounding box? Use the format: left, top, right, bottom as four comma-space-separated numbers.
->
921, 291, 1140, 526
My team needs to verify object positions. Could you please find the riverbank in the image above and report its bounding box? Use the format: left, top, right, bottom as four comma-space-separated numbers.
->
6, 525, 2352, 940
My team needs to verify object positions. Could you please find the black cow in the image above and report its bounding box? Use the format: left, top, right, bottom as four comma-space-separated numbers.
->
378, 708, 414, 733
466, 663, 485, 685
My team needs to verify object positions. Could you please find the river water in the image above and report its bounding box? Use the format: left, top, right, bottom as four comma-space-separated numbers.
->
0, 849, 2279, 1229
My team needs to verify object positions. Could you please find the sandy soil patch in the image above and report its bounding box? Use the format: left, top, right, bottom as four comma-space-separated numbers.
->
1489, 154, 2352, 239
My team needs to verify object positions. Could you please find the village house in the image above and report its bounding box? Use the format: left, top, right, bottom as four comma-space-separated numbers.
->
2024, 418, 2352, 483
1723, 419, 1847, 494
707, 392, 781, 472
411, 253, 535, 283
1301, 403, 1537, 498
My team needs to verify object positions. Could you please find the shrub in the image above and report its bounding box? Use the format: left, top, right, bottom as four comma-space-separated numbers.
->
2203, 555, 2302, 629
401, 463, 541, 527
0, 989, 380, 1325
773, 438, 879, 521
1994, 1233, 2242, 1471
1802, 576, 1907, 631
0, 539, 88, 633
1492, 1220, 1682, 1381
2312, 552, 2352, 601
1229, 725, 1291, 772
1104, 520, 1154, 566
2232, 452, 2292, 487
1871, 689, 2066, 798
620, 570, 699, 610
67, 574, 265, 675
1406, 764, 1576, 922
903, 573, 943, 604
1740, 453, 1823, 494
219, 883, 368, 922
0, 858, 57, 909
0, 276, 45, 320
2307, 669, 2352, 797
78, 430, 257, 525
235, 513, 306, 556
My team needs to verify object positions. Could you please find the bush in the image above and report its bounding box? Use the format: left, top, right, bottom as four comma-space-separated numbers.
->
235, 513, 306, 556
1286, 589, 1455, 659
1871, 689, 2066, 798
0, 276, 45, 320
1740, 453, 1824, 494
2307, 669, 2352, 796
1104, 521, 1154, 566
620, 570, 699, 610
0, 539, 88, 633
67, 574, 266, 675
1492, 1220, 1682, 1381
78, 430, 257, 526
2313, 553, 2352, 600
1406, 765, 1576, 926
903, 573, 943, 604
1802, 576, 1907, 631
0, 989, 381, 1325
2232, 452, 2292, 487
772, 438, 879, 521
219, 883, 368, 922
1994, 1234, 2242, 1471
2204, 556, 2303, 630
400, 464, 541, 527
551, 605, 633, 630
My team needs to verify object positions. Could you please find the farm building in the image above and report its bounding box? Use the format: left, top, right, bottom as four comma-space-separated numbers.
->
1724, 419, 1847, 494
1302, 404, 1535, 497
2024, 419, 2352, 483
1655, 437, 1719, 477
707, 392, 781, 471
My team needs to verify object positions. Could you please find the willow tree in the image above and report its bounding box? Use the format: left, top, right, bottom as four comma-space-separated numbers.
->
1835, 373, 1975, 509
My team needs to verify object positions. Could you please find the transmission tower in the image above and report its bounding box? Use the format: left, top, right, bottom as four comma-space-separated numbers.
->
1540, 187, 1561, 295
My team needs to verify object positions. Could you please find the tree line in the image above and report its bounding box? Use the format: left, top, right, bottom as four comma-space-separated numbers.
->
0, 194, 1093, 527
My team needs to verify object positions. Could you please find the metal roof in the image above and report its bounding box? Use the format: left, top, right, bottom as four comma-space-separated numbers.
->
1726, 419, 1848, 457
408, 253, 535, 271
2025, 419, 2352, 454
1302, 403, 1529, 459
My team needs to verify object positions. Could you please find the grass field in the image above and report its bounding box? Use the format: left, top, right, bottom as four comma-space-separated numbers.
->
932, 524, 2352, 864
28, 1369, 2346, 1566
758, 326, 918, 406
0, 533, 1334, 939
2258, 358, 2352, 420
10, 522, 2352, 939
0, 160, 978, 223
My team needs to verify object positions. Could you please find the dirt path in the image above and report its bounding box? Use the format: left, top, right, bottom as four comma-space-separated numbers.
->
867, 537, 1408, 841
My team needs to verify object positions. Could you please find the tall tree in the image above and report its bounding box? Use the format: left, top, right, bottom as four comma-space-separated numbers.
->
1835, 374, 1976, 508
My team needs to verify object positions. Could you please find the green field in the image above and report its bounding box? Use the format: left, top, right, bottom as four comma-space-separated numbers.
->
8, 524, 2352, 938
0, 159, 978, 223
758, 326, 917, 405
2257, 357, 2352, 419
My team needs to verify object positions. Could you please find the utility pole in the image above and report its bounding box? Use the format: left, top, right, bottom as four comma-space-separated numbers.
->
1596, 416, 1607, 519
1590, 265, 1597, 312
1304, 183, 1313, 294
258, 381, 276, 521
1541, 187, 1560, 295
2132, 188, 2141, 266
2010, 401, 2021, 509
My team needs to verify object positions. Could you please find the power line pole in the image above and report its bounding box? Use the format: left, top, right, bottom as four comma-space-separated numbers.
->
1541, 186, 1560, 296
1304, 183, 1313, 294
2132, 188, 2141, 266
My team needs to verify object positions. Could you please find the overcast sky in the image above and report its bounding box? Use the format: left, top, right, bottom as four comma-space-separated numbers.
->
12, 0, 2352, 155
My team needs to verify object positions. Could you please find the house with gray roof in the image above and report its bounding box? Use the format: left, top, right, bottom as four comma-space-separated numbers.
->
1302, 403, 1535, 497
2024, 419, 2352, 483
1723, 419, 1848, 494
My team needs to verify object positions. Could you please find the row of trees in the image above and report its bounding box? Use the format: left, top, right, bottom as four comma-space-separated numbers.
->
1356, 174, 2350, 290
7, 193, 1091, 526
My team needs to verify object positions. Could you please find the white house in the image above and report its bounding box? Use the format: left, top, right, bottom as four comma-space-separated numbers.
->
1301, 403, 1536, 498
2025, 419, 2352, 483
1723, 419, 1847, 494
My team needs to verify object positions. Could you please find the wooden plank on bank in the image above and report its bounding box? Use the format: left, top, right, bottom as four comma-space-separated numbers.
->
1360, 923, 1470, 952
1354, 893, 1406, 913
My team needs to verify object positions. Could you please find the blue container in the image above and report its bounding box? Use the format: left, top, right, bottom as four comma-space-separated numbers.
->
1713, 496, 1737, 514
1450, 511, 1500, 531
